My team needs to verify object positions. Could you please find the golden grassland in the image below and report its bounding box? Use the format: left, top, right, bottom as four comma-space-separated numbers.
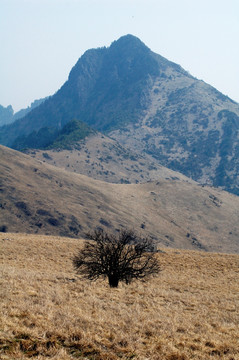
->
0, 233, 239, 360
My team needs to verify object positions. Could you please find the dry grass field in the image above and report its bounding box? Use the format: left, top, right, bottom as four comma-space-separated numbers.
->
1, 233, 239, 359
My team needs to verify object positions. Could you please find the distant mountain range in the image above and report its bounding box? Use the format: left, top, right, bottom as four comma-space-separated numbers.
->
0, 97, 48, 127
1, 34, 239, 194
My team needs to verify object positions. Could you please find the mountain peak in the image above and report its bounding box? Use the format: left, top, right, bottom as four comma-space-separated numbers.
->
110, 34, 148, 49
108, 34, 151, 59
2, 36, 239, 195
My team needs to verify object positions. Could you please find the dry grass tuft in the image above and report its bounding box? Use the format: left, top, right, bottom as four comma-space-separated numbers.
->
0, 233, 239, 359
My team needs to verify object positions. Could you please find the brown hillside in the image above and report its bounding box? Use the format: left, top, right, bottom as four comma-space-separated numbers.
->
1, 145, 239, 253
0, 233, 239, 359
27, 133, 192, 184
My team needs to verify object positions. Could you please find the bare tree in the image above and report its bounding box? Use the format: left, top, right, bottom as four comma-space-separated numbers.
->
73, 229, 160, 287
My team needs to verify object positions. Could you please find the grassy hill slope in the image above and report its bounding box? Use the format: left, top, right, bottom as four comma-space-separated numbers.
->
1, 233, 238, 359
1, 145, 239, 253
28, 133, 194, 184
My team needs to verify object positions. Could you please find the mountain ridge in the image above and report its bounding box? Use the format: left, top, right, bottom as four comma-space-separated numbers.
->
0, 34, 192, 144
0, 97, 49, 127
1, 34, 239, 194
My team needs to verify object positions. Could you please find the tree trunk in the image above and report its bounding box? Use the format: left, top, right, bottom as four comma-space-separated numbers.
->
108, 274, 119, 288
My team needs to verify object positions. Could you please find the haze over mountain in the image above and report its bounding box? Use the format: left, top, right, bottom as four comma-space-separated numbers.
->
1, 35, 239, 194
0, 105, 14, 126
0, 97, 48, 127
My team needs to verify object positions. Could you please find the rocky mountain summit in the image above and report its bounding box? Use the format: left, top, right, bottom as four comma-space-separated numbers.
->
1, 35, 239, 194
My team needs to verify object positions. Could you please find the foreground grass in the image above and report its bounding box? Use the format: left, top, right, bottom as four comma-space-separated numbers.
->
0, 233, 238, 359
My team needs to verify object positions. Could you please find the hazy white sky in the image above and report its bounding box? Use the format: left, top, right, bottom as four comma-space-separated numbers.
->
1, 0, 239, 112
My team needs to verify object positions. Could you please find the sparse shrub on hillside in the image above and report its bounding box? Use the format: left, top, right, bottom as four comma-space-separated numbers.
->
47, 218, 60, 226
73, 229, 160, 287
42, 152, 52, 160
0, 225, 7, 232
15, 201, 31, 216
